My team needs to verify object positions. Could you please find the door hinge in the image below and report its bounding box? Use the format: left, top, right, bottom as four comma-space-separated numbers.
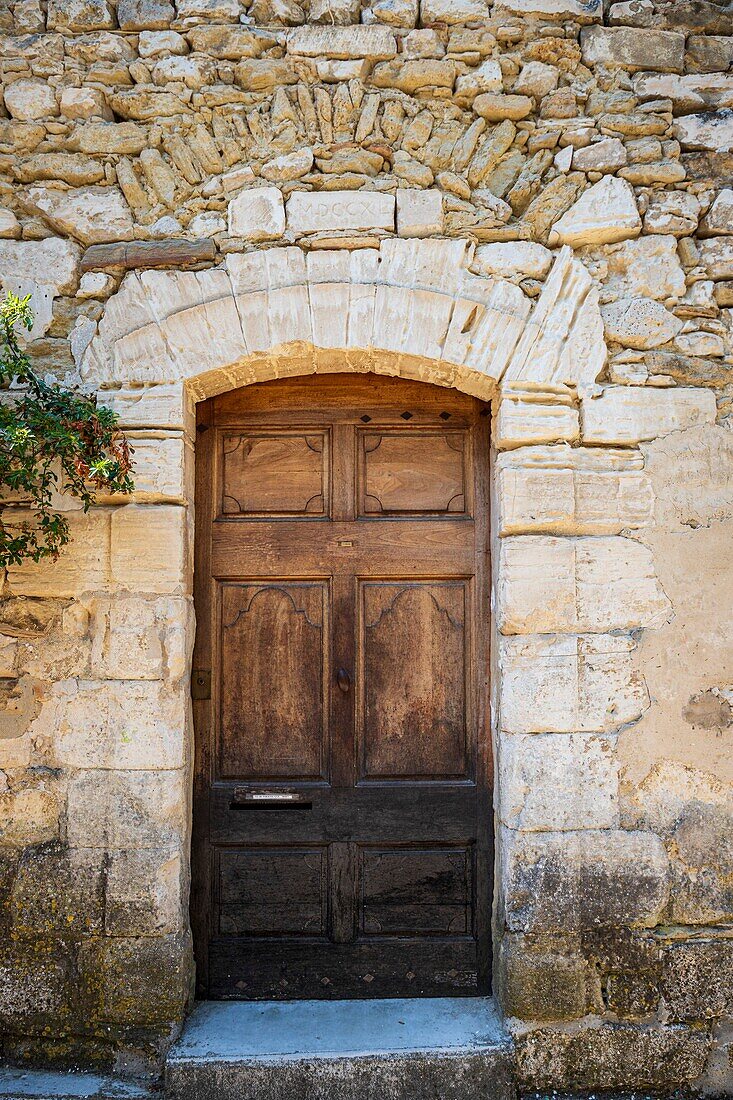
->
191, 669, 211, 700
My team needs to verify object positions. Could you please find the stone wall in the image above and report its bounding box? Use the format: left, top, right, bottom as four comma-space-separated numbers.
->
0, 0, 731, 1089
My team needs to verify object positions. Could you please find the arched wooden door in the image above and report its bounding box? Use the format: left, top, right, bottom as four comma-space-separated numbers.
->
191, 374, 492, 999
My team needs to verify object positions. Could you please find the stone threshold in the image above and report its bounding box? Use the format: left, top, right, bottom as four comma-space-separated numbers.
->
0, 1069, 155, 1100
165, 996, 515, 1100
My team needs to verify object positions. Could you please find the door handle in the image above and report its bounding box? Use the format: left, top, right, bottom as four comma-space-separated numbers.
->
336, 667, 351, 693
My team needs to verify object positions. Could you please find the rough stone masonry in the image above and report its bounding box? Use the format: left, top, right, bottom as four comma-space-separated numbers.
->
0, 0, 732, 1091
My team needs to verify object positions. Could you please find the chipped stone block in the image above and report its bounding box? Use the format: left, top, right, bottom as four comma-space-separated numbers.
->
420, 0, 491, 22
497, 535, 671, 635
495, 0, 601, 17
500, 633, 648, 735
110, 505, 189, 595
26, 186, 134, 247
47, 0, 115, 30
287, 190, 395, 233
227, 187, 286, 242
117, 0, 175, 29
673, 110, 733, 154
499, 733, 619, 831
496, 444, 654, 536
66, 768, 186, 849
549, 176, 641, 248
701, 188, 733, 236
104, 383, 194, 434
89, 594, 190, 680
699, 236, 733, 280
644, 192, 701, 237
580, 26, 685, 73
501, 827, 670, 933
582, 386, 717, 445
474, 242, 552, 280
396, 188, 443, 238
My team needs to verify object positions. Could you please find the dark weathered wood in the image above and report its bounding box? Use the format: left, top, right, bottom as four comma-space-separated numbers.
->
80, 238, 216, 272
192, 373, 492, 1000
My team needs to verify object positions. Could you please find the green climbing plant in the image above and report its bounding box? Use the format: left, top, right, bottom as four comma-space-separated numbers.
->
0, 291, 133, 567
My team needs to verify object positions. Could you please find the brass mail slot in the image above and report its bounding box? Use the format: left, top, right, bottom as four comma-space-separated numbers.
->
231, 787, 312, 809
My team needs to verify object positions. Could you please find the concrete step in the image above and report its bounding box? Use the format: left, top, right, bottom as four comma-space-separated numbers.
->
165, 997, 515, 1100
0, 1069, 153, 1100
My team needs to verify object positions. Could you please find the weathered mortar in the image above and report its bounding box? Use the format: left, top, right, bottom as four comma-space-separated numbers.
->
0, 0, 731, 1088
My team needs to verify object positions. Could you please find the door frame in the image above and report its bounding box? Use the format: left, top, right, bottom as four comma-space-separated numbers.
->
190, 375, 494, 999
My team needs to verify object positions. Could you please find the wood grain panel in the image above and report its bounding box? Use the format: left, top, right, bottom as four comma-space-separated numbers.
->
361, 848, 472, 935
221, 432, 328, 516
218, 847, 327, 936
360, 582, 469, 781
219, 582, 328, 780
360, 431, 467, 515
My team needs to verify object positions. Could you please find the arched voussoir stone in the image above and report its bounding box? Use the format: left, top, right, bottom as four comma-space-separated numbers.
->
81, 238, 606, 400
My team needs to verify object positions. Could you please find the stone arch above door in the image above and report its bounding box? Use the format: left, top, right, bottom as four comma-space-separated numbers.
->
81, 238, 606, 401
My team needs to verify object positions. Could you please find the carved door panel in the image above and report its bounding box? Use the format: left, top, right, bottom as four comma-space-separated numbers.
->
192, 374, 491, 1000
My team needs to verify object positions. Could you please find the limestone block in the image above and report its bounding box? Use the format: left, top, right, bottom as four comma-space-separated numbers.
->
0, 734, 31, 770
261, 149, 314, 183
500, 733, 619, 831
514, 1020, 710, 1092
419, 0, 490, 20
497, 535, 671, 634
500, 633, 649, 735
370, 58, 457, 93
596, 236, 686, 303
583, 386, 717, 446
53, 680, 186, 770
59, 87, 111, 120
117, 0, 175, 28
105, 384, 193, 433
513, 61, 558, 98
495, 395, 580, 449
0, 239, 80, 296
701, 189, 733, 236
89, 593, 190, 681
66, 768, 186, 849
105, 849, 183, 935
138, 30, 188, 56
227, 187, 285, 242
110, 505, 189, 595
7, 511, 110, 598
4, 79, 58, 121
77, 122, 148, 155
152, 54, 216, 89
474, 243, 552, 280
454, 60, 503, 102
504, 248, 606, 391
79, 932, 191, 1027
673, 111, 733, 153
47, 0, 115, 30
644, 192, 701, 238
0, 210, 20, 240
10, 846, 105, 937
120, 431, 190, 503
175, 0, 240, 20
698, 237, 733, 280
495, 0, 601, 17
549, 176, 641, 248
662, 941, 733, 1024
473, 94, 533, 122
633, 72, 733, 113
496, 445, 654, 536
287, 26, 397, 59
396, 189, 443, 238
580, 26, 684, 73
501, 827, 670, 933
572, 138, 627, 173
287, 190, 395, 233
0, 789, 59, 847
499, 933, 600, 1023
0, 278, 53, 341
26, 186, 134, 247
602, 298, 684, 349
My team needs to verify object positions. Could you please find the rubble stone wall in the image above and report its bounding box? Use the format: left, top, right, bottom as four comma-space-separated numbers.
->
0, 0, 731, 1089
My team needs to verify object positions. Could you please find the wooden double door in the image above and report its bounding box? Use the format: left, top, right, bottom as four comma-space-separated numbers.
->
192, 374, 492, 1000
